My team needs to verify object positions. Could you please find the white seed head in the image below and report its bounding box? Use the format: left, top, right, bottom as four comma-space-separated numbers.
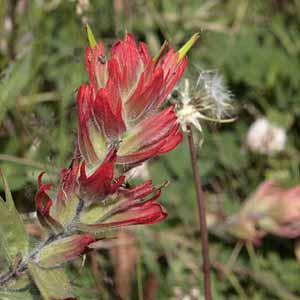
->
175, 79, 203, 132
173, 71, 234, 132
195, 70, 233, 120
246, 117, 286, 155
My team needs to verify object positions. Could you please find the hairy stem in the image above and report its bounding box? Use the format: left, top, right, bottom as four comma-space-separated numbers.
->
0, 262, 26, 287
187, 124, 212, 300
0, 232, 66, 287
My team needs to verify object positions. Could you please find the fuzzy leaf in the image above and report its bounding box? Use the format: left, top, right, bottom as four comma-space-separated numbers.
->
6, 274, 31, 290
79, 202, 119, 224
0, 275, 36, 300
52, 196, 80, 228
37, 234, 94, 268
0, 290, 35, 300
28, 262, 75, 300
0, 171, 29, 264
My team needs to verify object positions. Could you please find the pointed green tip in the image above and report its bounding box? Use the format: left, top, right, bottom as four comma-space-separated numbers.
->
178, 32, 200, 61
86, 24, 97, 48
153, 40, 169, 64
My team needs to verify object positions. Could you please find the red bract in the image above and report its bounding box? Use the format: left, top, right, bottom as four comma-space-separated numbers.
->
35, 155, 84, 229
77, 180, 167, 232
78, 34, 189, 166
35, 172, 64, 232
36, 172, 53, 217
37, 234, 95, 268
56, 157, 80, 206
38, 156, 80, 216
78, 148, 125, 205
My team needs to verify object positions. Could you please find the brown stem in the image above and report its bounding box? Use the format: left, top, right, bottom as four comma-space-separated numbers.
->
7, 0, 18, 61
187, 124, 212, 300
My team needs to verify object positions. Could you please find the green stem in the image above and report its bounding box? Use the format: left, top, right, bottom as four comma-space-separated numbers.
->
0, 154, 59, 173
137, 256, 144, 300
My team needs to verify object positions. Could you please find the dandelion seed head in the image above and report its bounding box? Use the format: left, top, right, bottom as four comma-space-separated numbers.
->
174, 79, 203, 132
195, 70, 233, 119
172, 70, 234, 132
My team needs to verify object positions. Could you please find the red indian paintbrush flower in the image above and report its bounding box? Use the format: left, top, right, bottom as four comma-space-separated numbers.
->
19, 31, 199, 300
34, 32, 198, 262
35, 149, 166, 230
78, 32, 199, 166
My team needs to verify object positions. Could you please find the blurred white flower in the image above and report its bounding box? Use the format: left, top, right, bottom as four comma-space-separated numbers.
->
170, 286, 203, 300
171, 286, 184, 300
4, 17, 13, 33
190, 288, 201, 299
246, 117, 286, 155
76, 0, 90, 15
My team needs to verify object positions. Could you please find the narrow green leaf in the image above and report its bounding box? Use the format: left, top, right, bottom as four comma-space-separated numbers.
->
0, 51, 40, 124
86, 24, 97, 48
177, 32, 200, 62
0, 170, 29, 264
28, 262, 75, 300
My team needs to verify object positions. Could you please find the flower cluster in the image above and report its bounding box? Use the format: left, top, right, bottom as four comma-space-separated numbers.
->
78, 33, 188, 167
32, 29, 197, 288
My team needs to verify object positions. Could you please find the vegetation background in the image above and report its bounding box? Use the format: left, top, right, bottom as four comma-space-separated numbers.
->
0, 0, 299, 299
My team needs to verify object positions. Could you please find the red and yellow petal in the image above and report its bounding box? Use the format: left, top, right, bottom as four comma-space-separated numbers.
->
117, 106, 182, 164
85, 41, 108, 89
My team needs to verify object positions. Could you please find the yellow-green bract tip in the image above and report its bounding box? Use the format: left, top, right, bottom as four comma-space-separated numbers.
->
178, 32, 200, 61
86, 24, 97, 48
153, 40, 169, 64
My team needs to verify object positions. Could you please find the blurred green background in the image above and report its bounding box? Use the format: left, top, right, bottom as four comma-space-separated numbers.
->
0, 0, 300, 299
